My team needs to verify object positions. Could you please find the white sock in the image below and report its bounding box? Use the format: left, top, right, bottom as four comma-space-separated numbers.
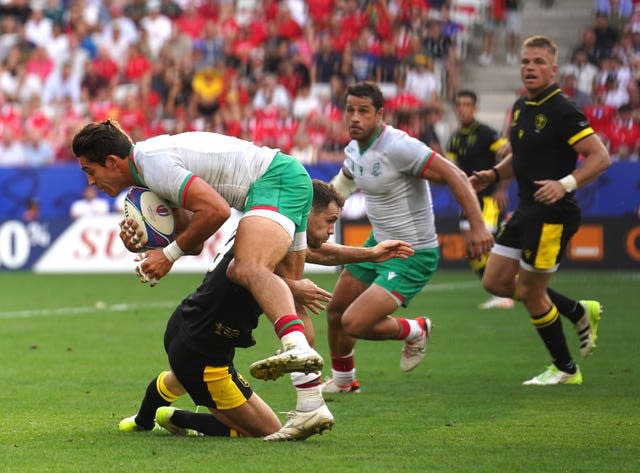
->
281, 331, 311, 350
406, 319, 423, 341
331, 368, 355, 387
291, 372, 323, 411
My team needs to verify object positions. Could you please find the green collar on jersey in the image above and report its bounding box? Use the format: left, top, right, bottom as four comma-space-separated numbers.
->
359, 125, 385, 154
127, 150, 145, 187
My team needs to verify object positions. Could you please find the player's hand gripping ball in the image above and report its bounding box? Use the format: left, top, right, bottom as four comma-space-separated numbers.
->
122, 186, 175, 249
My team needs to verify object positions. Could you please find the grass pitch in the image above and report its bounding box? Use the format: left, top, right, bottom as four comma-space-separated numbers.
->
0, 270, 638, 473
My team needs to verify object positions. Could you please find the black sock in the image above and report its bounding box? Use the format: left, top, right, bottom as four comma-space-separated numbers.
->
547, 288, 584, 324
134, 377, 172, 430
531, 306, 576, 374
171, 410, 233, 437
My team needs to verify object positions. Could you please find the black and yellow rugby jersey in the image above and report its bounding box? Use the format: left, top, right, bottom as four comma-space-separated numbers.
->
508, 83, 594, 203
175, 249, 260, 357
447, 119, 507, 198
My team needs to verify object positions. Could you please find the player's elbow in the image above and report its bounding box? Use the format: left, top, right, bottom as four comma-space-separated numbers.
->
600, 150, 613, 170
201, 204, 231, 231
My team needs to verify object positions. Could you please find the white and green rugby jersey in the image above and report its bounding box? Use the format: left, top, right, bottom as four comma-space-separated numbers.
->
343, 125, 438, 249
130, 132, 278, 209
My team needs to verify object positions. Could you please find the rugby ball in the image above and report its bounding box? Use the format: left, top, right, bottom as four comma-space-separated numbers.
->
122, 186, 175, 249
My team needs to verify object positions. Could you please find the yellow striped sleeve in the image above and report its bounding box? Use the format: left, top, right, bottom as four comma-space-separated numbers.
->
568, 127, 594, 146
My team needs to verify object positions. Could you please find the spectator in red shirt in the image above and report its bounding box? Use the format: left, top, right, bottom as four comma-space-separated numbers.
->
25, 46, 53, 82
584, 85, 617, 140
275, 3, 303, 40
92, 46, 119, 86
173, 2, 206, 40
308, 0, 334, 32
278, 58, 306, 99
122, 42, 152, 84
341, 0, 369, 43
606, 103, 640, 159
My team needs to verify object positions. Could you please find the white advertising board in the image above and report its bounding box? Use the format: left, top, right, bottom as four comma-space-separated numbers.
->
33, 214, 334, 274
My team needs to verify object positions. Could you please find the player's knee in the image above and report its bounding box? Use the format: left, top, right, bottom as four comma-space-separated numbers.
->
226, 260, 258, 287
340, 314, 366, 338
481, 276, 500, 296
325, 305, 343, 329
482, 273, 512, 297
514, 284, 536, 306
161, 371, 186, 396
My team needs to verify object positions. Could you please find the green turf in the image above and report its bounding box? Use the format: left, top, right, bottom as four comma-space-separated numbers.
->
0, 270, 638, 472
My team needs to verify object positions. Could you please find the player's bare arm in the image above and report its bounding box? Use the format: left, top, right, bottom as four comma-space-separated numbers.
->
470, 153, 514, 192
305, 240, 414, 265
286, 239, 413, 313
140, 178, 231, 281
534, 134, 611, 205
424, 153, 494, 258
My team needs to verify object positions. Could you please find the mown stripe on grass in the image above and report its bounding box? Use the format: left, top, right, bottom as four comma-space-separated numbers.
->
0, 301, 176, 319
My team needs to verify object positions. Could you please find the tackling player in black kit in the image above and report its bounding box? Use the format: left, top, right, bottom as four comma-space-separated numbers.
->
447, 89, 513, 309
118, 180, 414, 439
472, 35, 611, 385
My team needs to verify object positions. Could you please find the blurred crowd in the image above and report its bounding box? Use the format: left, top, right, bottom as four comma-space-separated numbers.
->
2, 0, 637, 168
561, 0, 640, 161
0, 0, 470, 167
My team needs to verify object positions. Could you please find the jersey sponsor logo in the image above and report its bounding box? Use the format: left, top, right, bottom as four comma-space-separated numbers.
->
213, 321, 241, 340
535, 114, 548, 131
387, 271, 397, 280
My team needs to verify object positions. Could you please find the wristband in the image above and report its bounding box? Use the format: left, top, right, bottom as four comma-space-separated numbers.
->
162, 241, 184, 263
558, 174, 577, 193
491, 167, 500, 183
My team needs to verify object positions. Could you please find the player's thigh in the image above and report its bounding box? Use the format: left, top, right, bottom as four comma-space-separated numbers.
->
234, 215, 292, 269
342, 284, 399, 331
276, 249, 306, 280
210, 392, 281, 437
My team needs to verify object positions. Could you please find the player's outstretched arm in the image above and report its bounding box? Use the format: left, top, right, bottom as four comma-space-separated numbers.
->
305, 240, 414, 266
423, 153, 494, 259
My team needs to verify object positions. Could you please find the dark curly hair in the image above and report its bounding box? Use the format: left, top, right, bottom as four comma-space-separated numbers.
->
72, 119, 134, 166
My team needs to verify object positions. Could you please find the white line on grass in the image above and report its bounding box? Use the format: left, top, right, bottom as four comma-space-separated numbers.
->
0, 301, 177, 319
0, 280, 479, 320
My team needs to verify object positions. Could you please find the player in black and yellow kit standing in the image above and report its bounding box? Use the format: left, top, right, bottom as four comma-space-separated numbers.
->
472, 35, 611, 385
447, 90, 514, 310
